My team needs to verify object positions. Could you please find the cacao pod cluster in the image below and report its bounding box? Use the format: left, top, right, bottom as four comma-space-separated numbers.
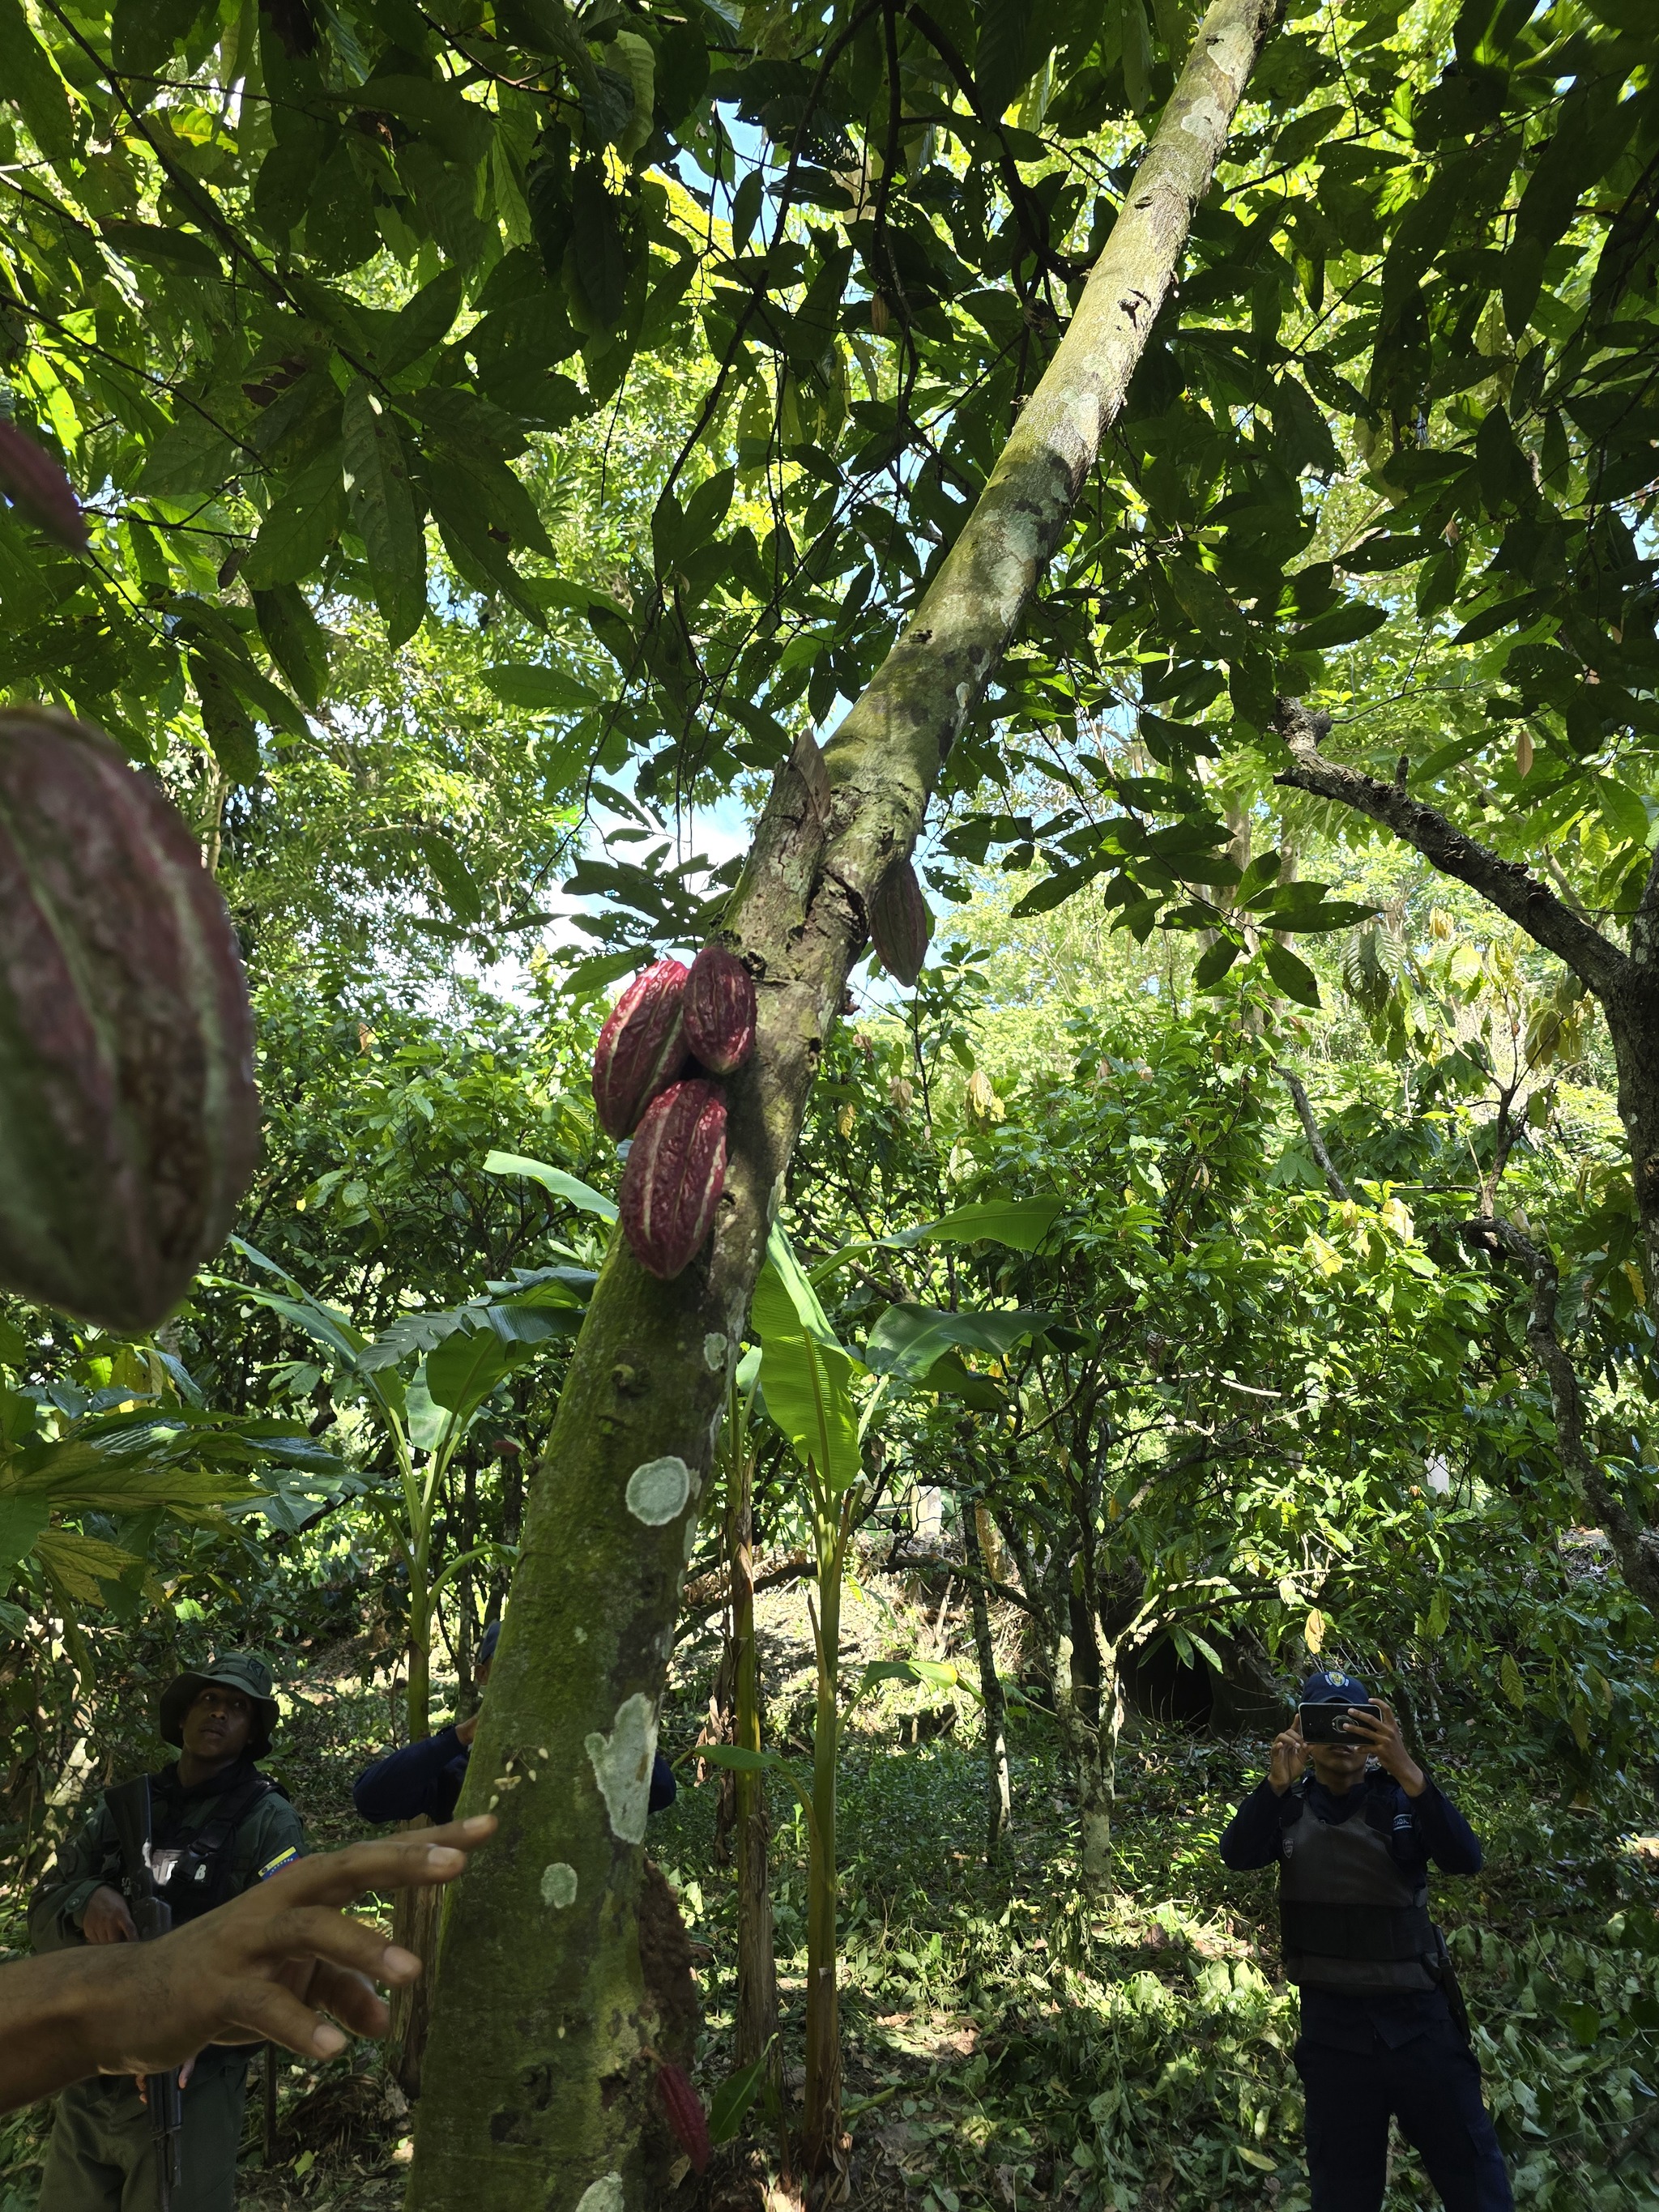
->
0, 709, 261, 1329
655, 2061, 710, 2175
592, 945, 756, 1281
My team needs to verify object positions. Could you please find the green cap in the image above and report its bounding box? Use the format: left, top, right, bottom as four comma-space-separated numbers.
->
159, 1652, 279, 1758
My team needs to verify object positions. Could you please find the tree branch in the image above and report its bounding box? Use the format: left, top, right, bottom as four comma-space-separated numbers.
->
1272, 699, 1628, 1000
1274, 1063, 1350, 1201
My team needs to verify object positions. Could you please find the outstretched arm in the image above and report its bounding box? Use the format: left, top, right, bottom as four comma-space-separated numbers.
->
2, 1815, 496, 2113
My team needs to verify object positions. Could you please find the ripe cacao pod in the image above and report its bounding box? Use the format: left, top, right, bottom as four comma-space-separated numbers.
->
683, 944, 756, 1076
0, 708, 260, 1329
620, 1078, 727, 1281
869, 856, 931, 987
655, 2061, 710, 2175
591, 959, 691, 1137
0, 423, 89, 556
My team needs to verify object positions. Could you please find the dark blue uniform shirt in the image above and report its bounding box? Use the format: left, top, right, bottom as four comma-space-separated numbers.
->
353, 1727, 677, 1826
1219, 1769, 1482, 2051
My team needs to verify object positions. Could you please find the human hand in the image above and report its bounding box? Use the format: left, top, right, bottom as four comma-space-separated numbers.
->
1267, 1719, 1309, 1794
1338, 1699, 1425, 1795
83, 1814, 497, 2077
81, 1886, 137, 1945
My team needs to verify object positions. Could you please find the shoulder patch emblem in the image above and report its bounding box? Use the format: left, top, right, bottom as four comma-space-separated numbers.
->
258, 1846, 300, 1881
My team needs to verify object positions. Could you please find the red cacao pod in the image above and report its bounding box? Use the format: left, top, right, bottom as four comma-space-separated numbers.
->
869, 855, 931, 987
620, 1079, 727, 1281
0, 709, 259, 1329
591, 959, 691, 1137
683, 944, 756, 1076
0, 422, 89, 556
656, 2061, 710, 2174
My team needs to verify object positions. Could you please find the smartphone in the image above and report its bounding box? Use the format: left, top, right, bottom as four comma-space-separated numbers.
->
1299, 1700, 1380, 1744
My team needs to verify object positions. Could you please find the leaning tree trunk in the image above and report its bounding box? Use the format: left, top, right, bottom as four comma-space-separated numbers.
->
1274, 701, 1659, 1294
406, 11, 1279, 2205
727, 1416, 778, 2077
962, 1499, 1012, 1860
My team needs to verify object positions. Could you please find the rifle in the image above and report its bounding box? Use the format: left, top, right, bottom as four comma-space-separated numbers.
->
106, 1777, 184, 2212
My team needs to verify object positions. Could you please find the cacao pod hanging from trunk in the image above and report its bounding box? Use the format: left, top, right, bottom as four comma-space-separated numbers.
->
0, 708, 260, 1330
591, 959, 691, 1137
870, 855, 931, 987
619, 1078, 727, 1281
682, 944, 756, 1076
655, 2061, 710, 2175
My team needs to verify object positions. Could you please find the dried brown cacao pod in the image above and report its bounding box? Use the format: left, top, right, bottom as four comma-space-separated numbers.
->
619, 1078, 727, 1281
655, 2061, 710, 2175
683, 944, 756, 1076
869, 855, 931, 987
0, 708, 260, 1329
591, 959, 691, 1137
0, 422, 89, 556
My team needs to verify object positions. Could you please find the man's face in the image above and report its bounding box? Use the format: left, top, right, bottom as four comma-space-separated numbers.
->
182, 1684, 254, 1764
1307, 1721, 1370, 1791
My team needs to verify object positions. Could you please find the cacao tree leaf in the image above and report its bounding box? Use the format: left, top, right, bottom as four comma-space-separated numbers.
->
0, 1496, 49, 1575
378, 265, 467, 377
480, 664, 602, 712
252, 584, 330, 708
342, 377, 427, 646
569, 165, 629, 330
0, 0, 77, 163
1261, 940, 1322, 1007
862, 1304, 1053, 1381
190, 653, 261, 784
917, 1198, 1063, 1251
1192, 934, 1243, 989
243, 451, 346, 589
413, 829, 484, 924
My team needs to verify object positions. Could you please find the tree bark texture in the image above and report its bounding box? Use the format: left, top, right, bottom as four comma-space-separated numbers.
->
1273, 700, 1659, 1293
962, 1502, 1011, 1860
1476, 1215, 1659, 1618
407, 12, 1279, 2204
727, 1435, 777, 2073
803, 1562, 844, 2177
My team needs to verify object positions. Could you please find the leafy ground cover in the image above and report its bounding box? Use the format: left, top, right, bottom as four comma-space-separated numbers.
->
5, 1564, 1657, 2212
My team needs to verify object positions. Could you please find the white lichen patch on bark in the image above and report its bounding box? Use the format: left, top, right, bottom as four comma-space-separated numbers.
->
625, 1454, 690, 1524
702, 1331, 727, 1372
539, 1861, 578, 1908
584, 1693, 658, 1843
573, 2178, 625, 2212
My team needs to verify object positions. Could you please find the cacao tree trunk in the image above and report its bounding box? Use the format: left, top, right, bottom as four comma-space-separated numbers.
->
802, 1525, 844, 2178
406, 11, 1278, 2202
727, 1400, 778, 2073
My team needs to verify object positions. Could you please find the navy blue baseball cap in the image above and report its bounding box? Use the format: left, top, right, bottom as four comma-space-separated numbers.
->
479, 1619, 501, 1665
1300, 1668, 1372, 1705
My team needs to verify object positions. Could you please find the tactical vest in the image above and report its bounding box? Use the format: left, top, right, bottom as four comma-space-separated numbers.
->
131, 1772, 284, 1924
1278, 1783, 1439, 1994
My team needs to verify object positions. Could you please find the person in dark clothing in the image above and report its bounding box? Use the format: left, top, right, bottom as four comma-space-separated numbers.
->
30, 1652, 306, 2212
352, 1619, 676, 1826
1219, 1669, 1512, 2212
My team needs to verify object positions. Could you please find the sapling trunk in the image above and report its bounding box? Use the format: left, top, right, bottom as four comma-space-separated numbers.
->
407, 8, 1280, 2199
727, 1393, 778, 2071
802, 1522, 844, 2175
962, 1501, 1011, 1860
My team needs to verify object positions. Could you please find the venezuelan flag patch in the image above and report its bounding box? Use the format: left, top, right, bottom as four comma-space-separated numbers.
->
258, 1847, 300, 1881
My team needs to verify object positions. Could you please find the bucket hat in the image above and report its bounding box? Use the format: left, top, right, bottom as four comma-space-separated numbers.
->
159, 1652, 279, 1758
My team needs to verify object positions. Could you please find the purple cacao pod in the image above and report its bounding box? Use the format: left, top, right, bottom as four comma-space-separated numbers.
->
620, 1078, 727, 1281
869, 855, 931, 987
0, 423, 90, 556
655, 2061, 710, 2175
0, 708, 260, 1329
591, 959, 691, 1137
682, 944, 756, 1076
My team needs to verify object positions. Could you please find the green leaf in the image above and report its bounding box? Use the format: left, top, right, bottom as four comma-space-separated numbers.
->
1192, 934, 1243, 990
752, 1229, 862, 1492
1235, 850, 1282, 902
1261, 940, 1321, 1007
1272, 103, 1344, 168
190, 654, 261, 785
380, 266, 466, 377
1597, 776, 1650, 852
342, 377, 427, 647
253, 585, 330, 710
426, 1323, 513, 1416
863, 1304, 1052, 1383
480, 664, 603, 713
0, 1495, 49, 1575
414, 830, 484, 924
975, 0, 1030, 113
483, 1151, 618, 1223
569, 164, 629, 330
1499, 1652, 1524, 1709
707, 2053, 770, 2148
918, 1198, 1063, 1251
244, 452, 346, 590
0, 0, 76, 162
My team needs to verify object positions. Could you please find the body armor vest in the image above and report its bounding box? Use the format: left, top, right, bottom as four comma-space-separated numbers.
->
1278, 1785, 1439, 1994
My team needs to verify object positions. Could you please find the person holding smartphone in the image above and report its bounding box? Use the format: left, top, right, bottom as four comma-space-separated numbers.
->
1219, 1669, 1512, 2212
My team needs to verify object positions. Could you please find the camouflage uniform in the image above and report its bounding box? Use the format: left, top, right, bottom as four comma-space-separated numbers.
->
29, 1654, 304, 2212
